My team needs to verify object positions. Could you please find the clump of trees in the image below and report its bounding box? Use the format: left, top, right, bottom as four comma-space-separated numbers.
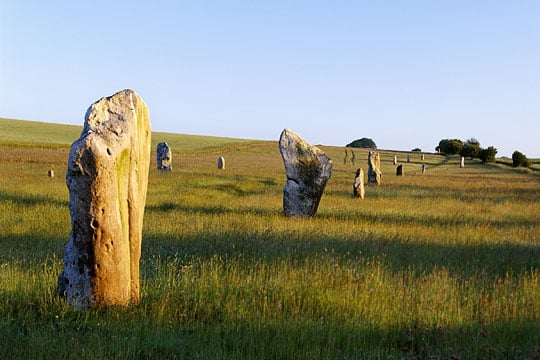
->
437, 137, 497, 163
512, 151, 532, 167
478, 146, 497, 163
437, 139, 463, 155
460, 138, 481, 159
346, 138, 376, 149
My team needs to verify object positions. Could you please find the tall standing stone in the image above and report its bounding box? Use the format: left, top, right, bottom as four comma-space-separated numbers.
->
367, 151, 382, 185
157, 142, 172, 171
396, 164, 404, 176
393, 155, 397, 165
58, 89, 151, 308
460, 156, 465, 168
279, 128, 332, 217
353, 168, 365, 199
422, 163, 426, 174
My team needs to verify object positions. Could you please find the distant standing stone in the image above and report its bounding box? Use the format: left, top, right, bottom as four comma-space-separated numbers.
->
157, 142, 172, 171
217, 156, 225, 170
396, 164, 404, 176
407, 154, 411, 163
393, 155, 397, 165
279, 128, 332, 217
48, 169, 54, 178
353, 168, 365, 199
422, 163, 426, 174
421, 154, 425, 161
367, 151, 382, 185
58, 89, 151, 309
460, 156, 465, 168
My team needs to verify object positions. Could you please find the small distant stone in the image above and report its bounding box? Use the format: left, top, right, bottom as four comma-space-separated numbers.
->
48, 169, 54, 178
353, 168, 365, 199
157, 142, 172, 171
367, 151, 382, 185
217, 156, 225, 170
396, 164, 404, 176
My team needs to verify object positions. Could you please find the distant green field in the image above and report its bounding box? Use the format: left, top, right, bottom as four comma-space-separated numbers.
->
0, 117, 253, 151
0, 118, 539, 359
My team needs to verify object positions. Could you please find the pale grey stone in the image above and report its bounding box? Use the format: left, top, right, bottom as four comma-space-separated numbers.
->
279, 128, 332, 217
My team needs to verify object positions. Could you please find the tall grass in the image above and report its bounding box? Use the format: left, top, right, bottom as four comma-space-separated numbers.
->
0, 120, 539, 358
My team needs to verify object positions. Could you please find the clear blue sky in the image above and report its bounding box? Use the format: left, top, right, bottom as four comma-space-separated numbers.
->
1, 1, 539, 157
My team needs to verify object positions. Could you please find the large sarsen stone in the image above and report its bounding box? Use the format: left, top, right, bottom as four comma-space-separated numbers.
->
279, 128, 332, 217
58, 89, 151, 308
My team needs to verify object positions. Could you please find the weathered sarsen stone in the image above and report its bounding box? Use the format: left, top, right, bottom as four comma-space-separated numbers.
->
157, 142, 172, 171
58, 89, 151, 308
279, 128, 332, 217
353, 168, 365, 199
367, 151, 382, 185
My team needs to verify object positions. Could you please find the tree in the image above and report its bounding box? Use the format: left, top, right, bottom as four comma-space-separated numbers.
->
460, 138, 481, 159
512, 151, 532, 167
346, 138, 377, 149
478, 146, 497, 163
438, 139, 463, 155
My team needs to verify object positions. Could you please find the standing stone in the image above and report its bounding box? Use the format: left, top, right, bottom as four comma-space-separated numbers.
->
48, 169, 55, 178
217, 156, 225, 170
157, 142, 172, 171
407, 154, 411, 163
353, 168, 365, 199
58, 89, 151, 308
460, 156, 465, 168
421, 154, 425, 161
396, 164, 404, 176
367, 151, 382, 185
422, 163, 426, 174
393, 155, 397, 165
279, 128, 332, 217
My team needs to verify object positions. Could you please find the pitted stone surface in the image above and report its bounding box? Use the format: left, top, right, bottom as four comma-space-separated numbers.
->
58, 89, 151, 308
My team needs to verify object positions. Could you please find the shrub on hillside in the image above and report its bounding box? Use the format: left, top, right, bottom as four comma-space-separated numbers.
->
460, 138, 481, 159
512, 151, 532, 167
478, 146, 497, 163
438, 139, 463, 155
346, 138, 377, 149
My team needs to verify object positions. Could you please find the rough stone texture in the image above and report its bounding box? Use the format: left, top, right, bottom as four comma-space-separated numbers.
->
460, 156, 465, 168
217, 156, 225, 170
157, 142, 172, 171
48, 169, 55, 178
353, 168, 365, 199
279, 128, 332, 217
58, 89, 151, 308
367, 151, 382, 185
396, 164, 404, 176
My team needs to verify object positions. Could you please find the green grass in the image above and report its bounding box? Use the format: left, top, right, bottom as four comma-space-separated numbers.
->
0, 119, 539, 359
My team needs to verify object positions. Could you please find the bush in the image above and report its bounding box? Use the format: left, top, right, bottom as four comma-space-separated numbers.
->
512, 151, 532, 167
346, 138, 377, 149
460, 138, 481, 159
411, 148, 422, 152
478, 146, 497, 163
438, 139, 463, 155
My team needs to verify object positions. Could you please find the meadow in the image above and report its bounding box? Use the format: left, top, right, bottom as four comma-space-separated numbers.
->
0, 118, 539, 359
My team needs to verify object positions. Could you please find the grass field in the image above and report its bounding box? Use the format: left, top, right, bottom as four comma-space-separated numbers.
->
0, 118, 539, 359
